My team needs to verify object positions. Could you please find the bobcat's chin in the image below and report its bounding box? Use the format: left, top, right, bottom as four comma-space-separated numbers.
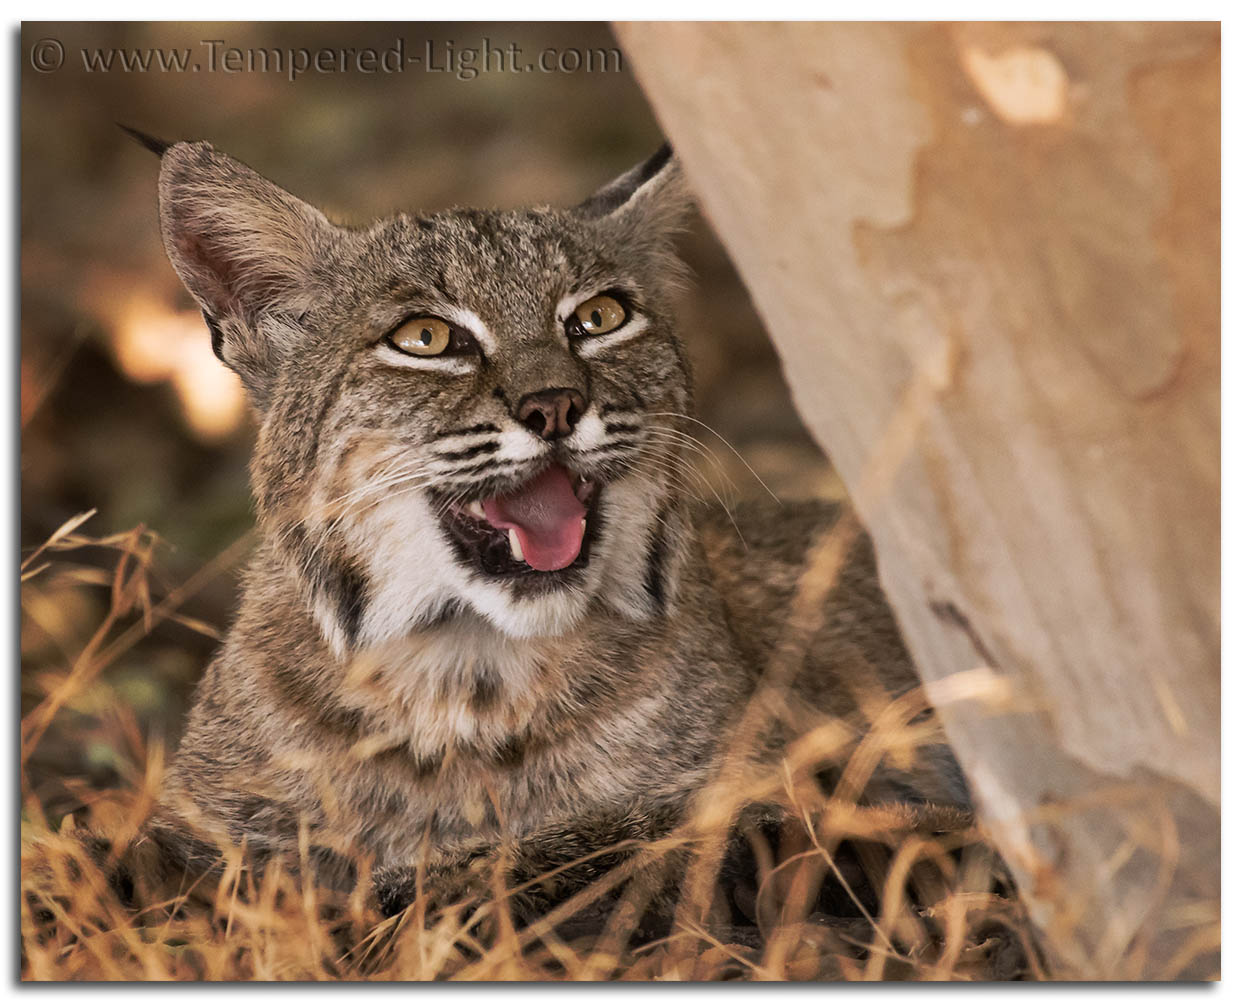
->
328, 452, 667, 652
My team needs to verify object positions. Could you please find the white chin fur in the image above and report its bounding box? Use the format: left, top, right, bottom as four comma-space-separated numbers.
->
469, 582, 591, 639
325, 488, 591, 649
312, 472, 667, 653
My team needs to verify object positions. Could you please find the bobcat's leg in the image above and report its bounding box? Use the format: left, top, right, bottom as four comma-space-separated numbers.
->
373, 801, 689, 941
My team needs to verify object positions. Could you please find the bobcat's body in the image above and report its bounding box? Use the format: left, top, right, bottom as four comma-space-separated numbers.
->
165, 503, 957, 867
132, 135, 967, 912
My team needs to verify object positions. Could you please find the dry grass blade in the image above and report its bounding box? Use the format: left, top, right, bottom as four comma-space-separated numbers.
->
21, 508, 98, 573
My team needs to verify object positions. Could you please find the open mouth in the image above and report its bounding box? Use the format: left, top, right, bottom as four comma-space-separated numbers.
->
440, 464, 602, 580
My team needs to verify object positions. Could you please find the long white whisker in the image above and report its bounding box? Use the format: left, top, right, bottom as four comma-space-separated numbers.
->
640, 426, 741, 503
627, 444, 706, 497
633, 444, 747, 549
335, 469, 452, 523
646, 411, 780, 504
630, 442, 746, 548
275, 460, 447, 553
628, 462, 704, 507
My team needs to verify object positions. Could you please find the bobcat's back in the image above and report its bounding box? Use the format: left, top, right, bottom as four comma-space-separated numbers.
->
703, 498, 970, 806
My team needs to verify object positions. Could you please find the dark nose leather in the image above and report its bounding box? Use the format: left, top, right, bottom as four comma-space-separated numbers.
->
516, 388, 587, 441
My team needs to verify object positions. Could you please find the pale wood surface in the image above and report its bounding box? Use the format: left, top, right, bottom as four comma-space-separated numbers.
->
615, 21, 1219, 978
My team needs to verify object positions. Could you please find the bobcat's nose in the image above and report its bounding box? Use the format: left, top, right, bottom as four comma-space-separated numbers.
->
516, 388, 587, 441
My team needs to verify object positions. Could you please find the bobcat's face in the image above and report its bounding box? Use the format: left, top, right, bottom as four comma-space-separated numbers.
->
155, 141, 696, 649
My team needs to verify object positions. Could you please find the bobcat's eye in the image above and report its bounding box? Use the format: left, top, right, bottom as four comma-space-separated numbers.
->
569, 295, 628, 337
388, 317, 453, 356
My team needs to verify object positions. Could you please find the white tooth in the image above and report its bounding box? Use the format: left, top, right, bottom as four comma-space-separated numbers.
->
579, 519, 587, 539
468, 501, 486, 519
508, 529, 525, 563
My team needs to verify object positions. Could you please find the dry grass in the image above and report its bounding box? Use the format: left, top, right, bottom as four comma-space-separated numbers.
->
20, 511, 1047, 983
20, 812, 1035, 982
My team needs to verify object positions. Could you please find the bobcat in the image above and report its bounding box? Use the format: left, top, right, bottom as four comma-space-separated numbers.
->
121, 130, 969, 925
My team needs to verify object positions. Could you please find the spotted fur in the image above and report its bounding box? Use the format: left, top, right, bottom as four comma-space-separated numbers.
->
136, 138, 969, 915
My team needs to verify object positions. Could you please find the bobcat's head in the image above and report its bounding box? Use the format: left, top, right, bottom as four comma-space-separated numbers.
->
152, 138, 700, 651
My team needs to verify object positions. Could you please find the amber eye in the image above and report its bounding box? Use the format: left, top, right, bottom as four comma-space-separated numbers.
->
570, 295, 628, 337
388, 317, 453, 356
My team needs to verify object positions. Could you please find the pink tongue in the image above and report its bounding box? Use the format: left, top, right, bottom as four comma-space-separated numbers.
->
481, 465, 586, 572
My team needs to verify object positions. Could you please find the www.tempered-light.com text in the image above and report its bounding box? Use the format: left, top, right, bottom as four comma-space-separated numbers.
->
29, 37, 624, 80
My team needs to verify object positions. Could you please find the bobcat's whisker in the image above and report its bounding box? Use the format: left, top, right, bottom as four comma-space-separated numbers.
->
269, 457, 439, 551
646, 411, 781, 503
625, 446, 713, 510
640, 426, 741, 503
325, 465, 442, 517
326, 458, 437, 510
630, 442, 747, 548
338, 469, 461, 522
271, 458, 453, 554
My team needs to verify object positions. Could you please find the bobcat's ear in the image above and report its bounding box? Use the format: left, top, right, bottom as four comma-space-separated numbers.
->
576, 143, 692, 234
156, 141, 338, 403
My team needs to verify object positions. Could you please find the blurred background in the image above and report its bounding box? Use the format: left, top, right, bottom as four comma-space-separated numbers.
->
20, 22, 838, 819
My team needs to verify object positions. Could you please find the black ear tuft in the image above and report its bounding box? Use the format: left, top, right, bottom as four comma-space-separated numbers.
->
577, 142, 679, 219
636, 142, 674, 186
117, 123, 174, 156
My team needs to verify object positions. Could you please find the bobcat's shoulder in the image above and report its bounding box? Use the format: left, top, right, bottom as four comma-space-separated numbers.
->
702, 498, 917, 699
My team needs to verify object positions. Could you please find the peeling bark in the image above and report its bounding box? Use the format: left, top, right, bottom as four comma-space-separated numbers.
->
616, 21, 1219, 978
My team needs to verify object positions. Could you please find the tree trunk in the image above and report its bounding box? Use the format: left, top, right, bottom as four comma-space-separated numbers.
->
615, 21, 1219, 979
